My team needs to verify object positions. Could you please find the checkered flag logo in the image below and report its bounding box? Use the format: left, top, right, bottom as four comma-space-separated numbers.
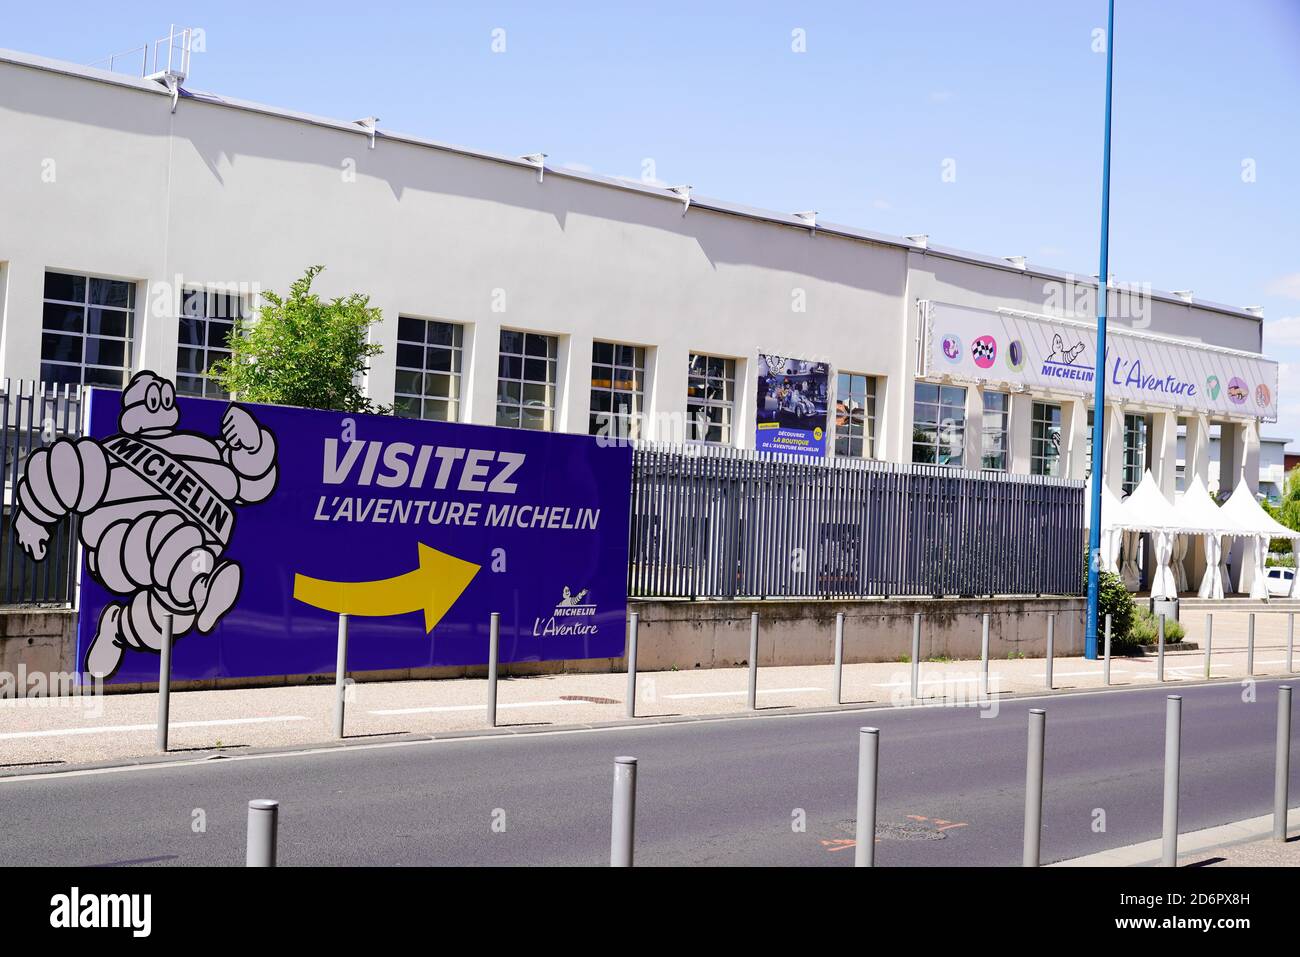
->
971, 339, 995, 362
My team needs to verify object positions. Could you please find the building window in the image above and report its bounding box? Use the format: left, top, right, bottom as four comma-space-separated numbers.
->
395, 317, 463, 421
41, 271, 136, 387
981, 391, 1009, 471
686, 353, 736, 444
497, 330, 557, 431
1031, 402, 1063, 477
912, 382, 966, 466
590, 341, 645, 440
1085, 408, 1094, 478
1123, 413, 1147, 493
176, 287, 244, 399
834, 373, 878, 458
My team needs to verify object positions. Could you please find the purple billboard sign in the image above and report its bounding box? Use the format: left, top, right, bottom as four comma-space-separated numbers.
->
11, 373, 632, 683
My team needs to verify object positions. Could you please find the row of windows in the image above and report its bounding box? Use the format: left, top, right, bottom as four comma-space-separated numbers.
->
39, 272, 880, 455
915, 381, 1149, 483
37, 271, 1152, 474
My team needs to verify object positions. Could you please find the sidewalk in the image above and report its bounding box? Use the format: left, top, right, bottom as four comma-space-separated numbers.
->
1053, 807, 1300, 867
0, 611, 1293, 771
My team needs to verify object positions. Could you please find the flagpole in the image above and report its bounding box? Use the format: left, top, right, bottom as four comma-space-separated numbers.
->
1085, 0, 1116, 660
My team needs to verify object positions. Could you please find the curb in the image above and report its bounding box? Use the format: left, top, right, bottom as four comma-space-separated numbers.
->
1050, 807, 1300, 867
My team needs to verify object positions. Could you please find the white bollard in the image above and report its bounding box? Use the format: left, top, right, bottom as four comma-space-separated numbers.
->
1162, 695, 1182, 867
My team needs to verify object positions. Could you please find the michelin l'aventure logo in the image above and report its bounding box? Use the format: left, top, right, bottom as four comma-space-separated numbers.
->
1041, 334, 1092, 383
14, 372, 278, 679
534, 585, 597, 637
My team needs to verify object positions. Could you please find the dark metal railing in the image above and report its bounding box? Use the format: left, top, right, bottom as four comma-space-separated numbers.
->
628, 443, 1085, 600
1, 380, 83, 605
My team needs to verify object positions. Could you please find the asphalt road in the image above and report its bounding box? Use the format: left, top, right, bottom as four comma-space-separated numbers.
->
1, 679, 1296, 866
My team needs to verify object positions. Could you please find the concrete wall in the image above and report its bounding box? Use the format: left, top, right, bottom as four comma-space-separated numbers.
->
0, 597, 1082, 696
630, 597, 1085, 669
0, 608, 76, 690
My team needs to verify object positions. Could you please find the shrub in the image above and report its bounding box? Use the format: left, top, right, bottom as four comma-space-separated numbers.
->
1097, 571, 1135, 646
1126, 608, 1186, 648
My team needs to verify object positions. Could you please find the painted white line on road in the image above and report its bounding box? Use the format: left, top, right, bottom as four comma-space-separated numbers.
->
0, 715, 310, 741
664, 687, 823, 700
371, 699, 587, 716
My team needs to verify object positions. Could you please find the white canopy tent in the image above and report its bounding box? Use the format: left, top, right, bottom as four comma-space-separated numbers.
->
1175, 475, 1235, 599
1084, 477, 1126, 576
1108, 472, 1188, 599
1217, 478, 1300, 599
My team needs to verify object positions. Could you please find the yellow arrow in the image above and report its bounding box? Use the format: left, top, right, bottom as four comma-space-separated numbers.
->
293, 543, 481, 633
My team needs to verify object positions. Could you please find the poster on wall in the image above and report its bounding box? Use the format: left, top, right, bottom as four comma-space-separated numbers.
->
755, 354, 830, 455
9, 372, 633, 683
922, 300, 1280, 422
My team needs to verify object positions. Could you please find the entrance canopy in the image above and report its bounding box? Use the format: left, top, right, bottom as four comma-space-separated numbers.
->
1093, 471, 1299, 600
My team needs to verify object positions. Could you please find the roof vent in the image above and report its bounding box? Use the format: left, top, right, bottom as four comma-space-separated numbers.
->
1171, 290, 1194, 303
520, 153, 547, 183
354, 117, 379, 150
906, 234, 929, 249
1004, 255, 1027, 270
1245, 305, 1265, 318
793, 210, 818, 233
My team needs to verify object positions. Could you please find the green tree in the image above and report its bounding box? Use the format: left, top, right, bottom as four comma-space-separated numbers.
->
1263, 466, 1300, 553
211, 265, 387, 413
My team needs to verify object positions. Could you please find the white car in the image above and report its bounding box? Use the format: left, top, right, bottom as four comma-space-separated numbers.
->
1266, 566, 1295, 597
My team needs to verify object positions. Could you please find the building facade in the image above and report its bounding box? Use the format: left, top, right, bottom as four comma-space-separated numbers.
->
0, 48, 1278, 508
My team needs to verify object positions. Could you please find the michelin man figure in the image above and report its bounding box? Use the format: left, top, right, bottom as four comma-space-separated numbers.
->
14, 371, 278, 678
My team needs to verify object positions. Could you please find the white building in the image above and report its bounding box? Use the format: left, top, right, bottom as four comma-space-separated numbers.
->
1173, 433, 1292, 503
0, 44, 1280, 511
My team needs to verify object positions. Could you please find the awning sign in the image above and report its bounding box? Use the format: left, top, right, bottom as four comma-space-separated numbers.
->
922, 301, 1278, 422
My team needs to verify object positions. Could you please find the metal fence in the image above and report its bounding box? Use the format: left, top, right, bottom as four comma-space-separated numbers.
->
628, 444, 1085, 600
1, 380, 84, 605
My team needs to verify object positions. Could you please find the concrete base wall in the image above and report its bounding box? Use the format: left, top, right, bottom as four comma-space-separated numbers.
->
631, 597, 1086, 670
0, 596, 1084, 696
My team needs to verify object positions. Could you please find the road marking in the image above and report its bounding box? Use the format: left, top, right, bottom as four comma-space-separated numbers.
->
371, 699, 590, 716
0, 715, 309, 741
664, 687, 823, 700
1029, 669, 1130, 678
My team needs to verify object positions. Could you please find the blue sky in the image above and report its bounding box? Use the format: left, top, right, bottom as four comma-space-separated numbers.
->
6, 1, 1300, 435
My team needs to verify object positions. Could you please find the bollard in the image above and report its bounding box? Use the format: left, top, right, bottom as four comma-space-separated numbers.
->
1162, 695, 1182, 867
911, 613, 921, 701
1045, 614, 1055, 690
1157, 612, 1166, 683
610, 756, 637, 867
333, 613, 349, 739
625, 612, 639, 719
156, 613, 174, 753
1247, 613, 1256, 677
833, 613, 845, 706
980, 613, 991, 697
246, 799, 279, 867
488, 612, 500, 728
1289, 614, 1295, 676
854, 728, 880, 867
1103, 614, 1113, 686
748, 612, 759, 711
1023, 709, 1046, 867
1275, 686, 1292, 843
1204, 613, 1213, 679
